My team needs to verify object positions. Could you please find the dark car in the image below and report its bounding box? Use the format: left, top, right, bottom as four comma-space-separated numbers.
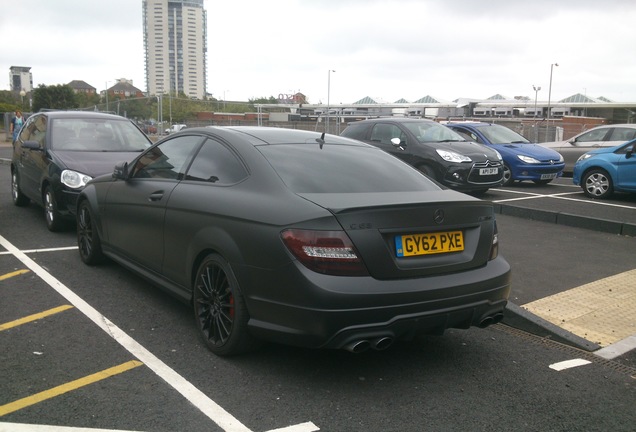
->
340, 118, 504, 193
77, 127, 511, 356
445, 122, 564, 186
11, 111, 152, 231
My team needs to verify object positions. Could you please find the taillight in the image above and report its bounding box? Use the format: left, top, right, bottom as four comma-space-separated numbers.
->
281, 229, 369, 276
489, 221, 499, 261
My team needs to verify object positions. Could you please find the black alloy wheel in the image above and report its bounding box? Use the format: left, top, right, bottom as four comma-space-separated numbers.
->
11, 170, 29, 206
44, 185, 64, 232
77, 200, 104, 265
193, 254, 259, 356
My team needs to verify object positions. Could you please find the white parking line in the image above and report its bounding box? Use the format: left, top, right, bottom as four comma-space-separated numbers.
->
0, 246, 78, 256
549, 359, 592, 371
0, 234, 319, 432
0, 423, 143, 432
493, 189, 636, 210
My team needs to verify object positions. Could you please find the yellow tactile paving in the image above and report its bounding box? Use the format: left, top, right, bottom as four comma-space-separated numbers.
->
522, 269, 636, 347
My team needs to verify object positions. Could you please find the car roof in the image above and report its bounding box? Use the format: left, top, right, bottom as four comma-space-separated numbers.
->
349, 117, 436, 124
183, 126, 370, 147
34, 111, 130, 121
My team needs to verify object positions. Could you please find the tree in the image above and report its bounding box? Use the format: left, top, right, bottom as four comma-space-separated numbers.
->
32, 84, 79, 112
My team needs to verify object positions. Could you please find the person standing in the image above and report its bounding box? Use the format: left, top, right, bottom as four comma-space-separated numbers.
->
10, 110, 25, 142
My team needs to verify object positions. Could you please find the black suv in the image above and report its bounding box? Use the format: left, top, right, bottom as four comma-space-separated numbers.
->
341, 118, 504, 193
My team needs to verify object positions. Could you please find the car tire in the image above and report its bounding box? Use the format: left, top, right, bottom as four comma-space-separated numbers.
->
77, 200, 105, 265
502, 164, 514, 186
582, 169, 613, 199
193, 253, 260, 356
44, 185, 65, 232
11, 170, 30, 206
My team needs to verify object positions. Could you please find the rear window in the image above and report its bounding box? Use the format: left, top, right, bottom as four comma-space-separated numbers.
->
258, 144, 440, 193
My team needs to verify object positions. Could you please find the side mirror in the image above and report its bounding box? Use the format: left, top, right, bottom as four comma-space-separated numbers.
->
113, 161, 129, 180
391, 137, 406, 151
626, 145, 634, 159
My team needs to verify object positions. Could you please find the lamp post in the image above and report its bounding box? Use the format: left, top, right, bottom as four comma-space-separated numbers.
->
326, 69, 335, 134
546, 63, 558, 141
19, 89, 26, 110
532, 85, 541, 118
532, 85, 541, 142
105, 81, 110, 111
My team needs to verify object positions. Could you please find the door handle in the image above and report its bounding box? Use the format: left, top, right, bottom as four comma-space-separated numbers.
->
148, 191, 164, 202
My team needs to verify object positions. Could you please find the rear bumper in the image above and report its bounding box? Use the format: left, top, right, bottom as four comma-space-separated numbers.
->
242, 256, 511, 349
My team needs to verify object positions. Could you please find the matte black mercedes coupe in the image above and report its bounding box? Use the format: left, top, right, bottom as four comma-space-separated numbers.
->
77, 127, 511, 356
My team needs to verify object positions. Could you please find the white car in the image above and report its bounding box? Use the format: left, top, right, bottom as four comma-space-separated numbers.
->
541, 124, 636, 173
165, 124, 187, 134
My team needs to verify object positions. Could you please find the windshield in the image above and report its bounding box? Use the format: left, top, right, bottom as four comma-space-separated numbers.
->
259, 144, 440, 193
404, 122, 465, 143
479, 124, 530, 144
51, 118, 152, 152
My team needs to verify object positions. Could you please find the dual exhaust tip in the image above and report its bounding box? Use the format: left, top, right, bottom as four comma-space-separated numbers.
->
344, 312, 505, 353
344, 336, 393, 353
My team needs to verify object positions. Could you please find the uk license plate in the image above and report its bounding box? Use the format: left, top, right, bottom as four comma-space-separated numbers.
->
480, 167, 498, 175
541, 173, 557, 180
395, 231, 464, 257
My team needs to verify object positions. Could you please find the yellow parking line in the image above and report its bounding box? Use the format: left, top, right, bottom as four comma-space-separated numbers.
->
0, 305, 74, 331
0, 360, 144, 416
0, 269, 30, 281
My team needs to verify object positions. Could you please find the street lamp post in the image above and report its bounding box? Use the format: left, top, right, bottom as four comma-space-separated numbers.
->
105, 81, 110, 111
546, 63, 558, 141
532, 85, 541, 142
326, 69, 335, 134
19, 89, 26, 110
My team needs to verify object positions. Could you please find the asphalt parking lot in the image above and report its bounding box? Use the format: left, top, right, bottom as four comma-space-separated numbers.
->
1, 142, 635, 431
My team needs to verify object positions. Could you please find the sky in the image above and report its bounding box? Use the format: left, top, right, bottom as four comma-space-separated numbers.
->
2, 0, 635, 105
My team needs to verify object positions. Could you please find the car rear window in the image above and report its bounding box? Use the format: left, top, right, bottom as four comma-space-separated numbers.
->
258, 144, 439, 193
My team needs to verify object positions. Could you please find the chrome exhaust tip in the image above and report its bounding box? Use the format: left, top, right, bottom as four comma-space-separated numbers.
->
344, 340, 371, 353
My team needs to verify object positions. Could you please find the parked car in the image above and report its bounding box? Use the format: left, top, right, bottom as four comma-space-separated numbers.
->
165, 123, 187, 134
76, 127, 511, 356
11, 111, 153, 231
445, 122, 564, 186
572, 138, 636, 199
340, 118, 504, 193
541, 124, 636, 173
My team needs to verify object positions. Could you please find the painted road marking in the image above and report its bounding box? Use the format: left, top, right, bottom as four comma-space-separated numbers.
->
0, 305, 74, 331
0, 361, 143, 417
493, 188, 636, 210
0, 423, 143, 431
0, 246, 78, 256
549, 359, 592, 371
0, 234, 319, 432
0, 269, 30, 281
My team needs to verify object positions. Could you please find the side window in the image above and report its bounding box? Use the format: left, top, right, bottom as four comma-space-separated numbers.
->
131, 135, 201, 180
576, 128, 609, 142
19, 115, 47, 148
186, 138, 248, 184
370, 124, 402, 145
608, 127, 636, 142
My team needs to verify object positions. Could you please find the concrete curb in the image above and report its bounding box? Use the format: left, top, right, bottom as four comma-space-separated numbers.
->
502, 302, 602, 352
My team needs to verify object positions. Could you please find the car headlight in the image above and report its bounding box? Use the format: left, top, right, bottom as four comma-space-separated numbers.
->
61, 169, 92, 189
494, 150, 503, 161
436, 149, 472, 162
517, 155, 541, 164
576, 153, 594, 163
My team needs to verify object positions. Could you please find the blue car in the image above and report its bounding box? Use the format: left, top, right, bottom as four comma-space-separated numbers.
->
445, 122, 564, 186
573, 138, 636, 199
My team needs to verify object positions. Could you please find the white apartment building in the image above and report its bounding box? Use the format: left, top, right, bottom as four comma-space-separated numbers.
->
143, 0, 207, 99
9, 66, 33, 93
